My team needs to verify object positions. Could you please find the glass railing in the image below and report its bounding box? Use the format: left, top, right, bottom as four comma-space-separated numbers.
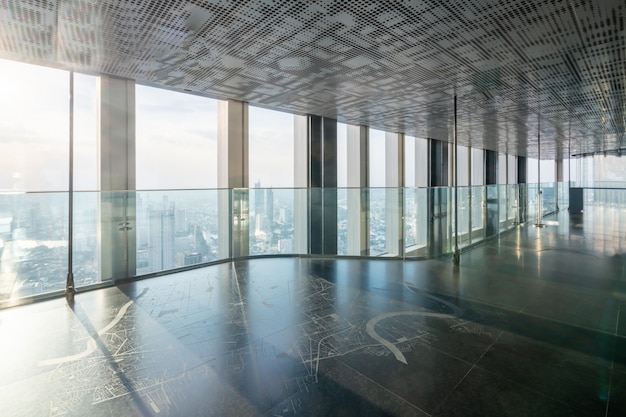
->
0, 191, 69, 300
584, 187, 626, 209
541, 182, 557, 216
0, 183, 564, 304
557, 181, 570, 210
135, 189, 223, 273
247, 188, 302, 256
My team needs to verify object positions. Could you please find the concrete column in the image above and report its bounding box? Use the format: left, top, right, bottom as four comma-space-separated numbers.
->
484, 150, 498, 236
485, 150, 497, 185
556, 159, 564, 182
322, 119, 338, 255
517, 156, 527, 223
429, 139, 449, 187
309, 116, 337, 255
385, 132, 404, 256
347, 125, 369, 256
98, 75, 136, 281
428, 139, 449, 255
217, 100, 249, 258
294, 115, 338, 255
556, 158, 564, 210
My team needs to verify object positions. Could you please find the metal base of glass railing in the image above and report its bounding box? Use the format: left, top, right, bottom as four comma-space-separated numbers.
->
534, 190, 546, 227
65, 272, 76, 304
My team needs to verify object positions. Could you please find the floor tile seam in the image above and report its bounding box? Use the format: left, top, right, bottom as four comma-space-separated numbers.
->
408, 338, 483, 368
376, 310, 509, 366
0, 369, 57, 391
411, 294, 533, 337
429, 364, 477, 416
529, 284, 626, 302
399, 281, 533, 318
430, 329, 505, 415
605, 366, 615, 417
331, 357, 433, 417
469, 362, 599, 417
508, 307, 625, 364
77, 298, 209, 368
515, 308, 622, 339
605, 307, 621, 417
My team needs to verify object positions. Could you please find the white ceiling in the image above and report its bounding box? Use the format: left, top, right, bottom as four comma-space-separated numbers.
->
0, 0, 624, 158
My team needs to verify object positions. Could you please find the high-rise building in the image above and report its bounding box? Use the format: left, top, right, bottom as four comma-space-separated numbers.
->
254, 181, 264, 217
148, 204, 175, 272
265, 188, 274, 226
175, 208, 187, 235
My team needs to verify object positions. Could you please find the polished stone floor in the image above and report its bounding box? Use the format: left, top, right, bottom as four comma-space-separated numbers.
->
0, 208, 625, 416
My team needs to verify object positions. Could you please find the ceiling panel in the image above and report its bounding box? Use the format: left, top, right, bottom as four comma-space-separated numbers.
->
0, 0, 624, 158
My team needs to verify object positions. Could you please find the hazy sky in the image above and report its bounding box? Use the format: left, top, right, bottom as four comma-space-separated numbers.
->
1, 58, 577, 193
136, 84, 219, 190
0, 59, 305, 191
0, 59, 69, 191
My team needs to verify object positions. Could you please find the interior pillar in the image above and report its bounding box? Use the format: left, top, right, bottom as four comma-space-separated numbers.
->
217, 99, 249, 258
98, 75, 136, 281
347, 125, 370, 256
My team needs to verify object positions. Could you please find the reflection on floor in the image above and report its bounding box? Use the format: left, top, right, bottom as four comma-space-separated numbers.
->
0, 209, 625, 416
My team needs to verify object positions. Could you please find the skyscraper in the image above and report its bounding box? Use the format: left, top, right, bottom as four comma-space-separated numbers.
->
265, 188, 274, 226
254, 181, 265, 218
148, 202, 175, 272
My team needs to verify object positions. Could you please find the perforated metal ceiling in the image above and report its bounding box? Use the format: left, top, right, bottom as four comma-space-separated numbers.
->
0, 0, 624, 158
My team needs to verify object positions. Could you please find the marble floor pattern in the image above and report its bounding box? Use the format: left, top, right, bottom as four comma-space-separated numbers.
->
0, 209, 625, 416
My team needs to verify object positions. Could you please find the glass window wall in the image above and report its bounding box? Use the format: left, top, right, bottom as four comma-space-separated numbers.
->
136, 85, 218, 190
135, 85, 219, 273
0, 59, 69, 191
0, 59, 70, 302
249, 106, 294, 188
405, 136, 416, 188
457, 145, 469, 186
471, 148, 484, 186
337, 123, 348, 255
507, 155, 517, 184
248, 106, 295, 255
369, 129, 386, 188
72, 74, 99, 288
337, 123, 348, 188
415, 138, 428, 187
498, 153, 507, 184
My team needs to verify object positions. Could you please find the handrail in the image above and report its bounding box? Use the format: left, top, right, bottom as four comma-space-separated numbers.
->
0, 183, 568, 307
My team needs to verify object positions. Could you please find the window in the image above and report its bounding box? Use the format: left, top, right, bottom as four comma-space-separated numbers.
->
0, 59, 69, 191
457, 145, 469, 186
415, 138, 429, 187
507, 155, 517, 184
471, 148, 484, 185
72, 73, 99, 287
135, 86, 219, 273
336, 123, 348, 188
498, 153, 507, 184
368, 128, 386, 188
136, 85, 218, 190
248, 106, 294, 188
527, 158, 539, 184
0, 59, 70, 300
248, 106, 295, 255
540, 160, 555, 183
405, 136, 416, 187
73, 74, 98, 191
